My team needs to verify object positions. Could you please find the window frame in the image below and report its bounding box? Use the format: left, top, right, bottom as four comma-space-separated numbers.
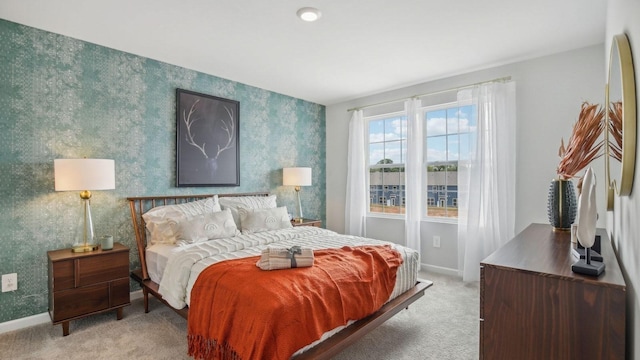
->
421, 99, 474, 222
363, 100, 473, 222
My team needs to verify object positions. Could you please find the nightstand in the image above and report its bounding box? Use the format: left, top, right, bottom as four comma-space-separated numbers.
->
291, 218, 322, 227
47, 243, 130, 336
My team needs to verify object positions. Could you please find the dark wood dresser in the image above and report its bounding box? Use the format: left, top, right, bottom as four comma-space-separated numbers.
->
480, 223, 626, 359
48, 243, 130, 336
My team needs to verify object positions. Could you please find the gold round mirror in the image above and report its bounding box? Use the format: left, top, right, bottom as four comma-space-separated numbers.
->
605, 33, 636, 209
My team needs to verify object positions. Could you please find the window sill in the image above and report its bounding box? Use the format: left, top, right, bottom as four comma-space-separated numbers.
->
423, 217, 458, 225
366, 213, 404, 220
366, 213, 458, 225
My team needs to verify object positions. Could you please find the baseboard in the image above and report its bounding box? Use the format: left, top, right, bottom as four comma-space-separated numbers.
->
0, 290, 144, 335
130, 289, 143, 301
0, 312, 50, 335
420, 263, 460, 278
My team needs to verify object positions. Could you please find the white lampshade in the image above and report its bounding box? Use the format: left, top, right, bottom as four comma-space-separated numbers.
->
54, 159, 115, 191
283, 167, 312, 186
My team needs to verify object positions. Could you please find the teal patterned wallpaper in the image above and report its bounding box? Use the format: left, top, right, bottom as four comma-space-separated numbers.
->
0, 19, 325, 323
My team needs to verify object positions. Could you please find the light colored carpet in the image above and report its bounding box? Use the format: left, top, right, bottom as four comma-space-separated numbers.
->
0, 272, 479, 360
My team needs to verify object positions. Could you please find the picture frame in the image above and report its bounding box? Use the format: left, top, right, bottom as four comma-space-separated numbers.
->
176, 89, 240, 187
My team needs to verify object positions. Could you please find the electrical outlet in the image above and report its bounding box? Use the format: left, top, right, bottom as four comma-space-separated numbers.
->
433, 236, 441, 248
2, 273, 17, 292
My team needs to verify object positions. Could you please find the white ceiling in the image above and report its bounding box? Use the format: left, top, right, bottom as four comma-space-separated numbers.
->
0, 0, 607, 105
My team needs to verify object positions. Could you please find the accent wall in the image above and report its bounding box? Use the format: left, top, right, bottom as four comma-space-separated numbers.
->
0, 19, 326, 323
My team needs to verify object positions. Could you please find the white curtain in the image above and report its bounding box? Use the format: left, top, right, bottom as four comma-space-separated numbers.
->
405, 99, 423, 253
345, 110, 367, 236
457, 81, 516, 281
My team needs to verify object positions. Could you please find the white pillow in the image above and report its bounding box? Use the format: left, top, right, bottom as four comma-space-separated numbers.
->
239, 206, 292, 234
174, 209, 239, 246
219, 195, 277, 227
142, 196, 221, 245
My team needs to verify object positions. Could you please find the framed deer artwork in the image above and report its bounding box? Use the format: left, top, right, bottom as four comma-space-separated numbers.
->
176, 89, 240, 187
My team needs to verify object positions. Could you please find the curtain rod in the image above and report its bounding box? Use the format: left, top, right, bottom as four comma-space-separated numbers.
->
346, 76, 512, 112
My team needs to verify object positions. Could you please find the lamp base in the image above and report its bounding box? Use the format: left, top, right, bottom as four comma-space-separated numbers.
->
72, 243, 99, 253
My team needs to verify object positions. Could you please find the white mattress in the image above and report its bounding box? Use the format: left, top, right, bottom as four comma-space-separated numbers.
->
146, 244, 183, 284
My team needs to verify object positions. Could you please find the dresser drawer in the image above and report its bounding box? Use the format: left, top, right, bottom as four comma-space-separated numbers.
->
77, 251, 129, 287
52, 283, 110, 322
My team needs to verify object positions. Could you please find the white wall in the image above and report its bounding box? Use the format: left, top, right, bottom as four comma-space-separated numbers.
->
606, 0, 640, 358
327, 44, 605, 273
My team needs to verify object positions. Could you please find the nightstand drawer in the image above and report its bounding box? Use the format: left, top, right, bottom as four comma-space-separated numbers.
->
77, 252, 129, 287
52, 283, 110, 322
110, 278, 130, 307
291, 218, 322, 227
51, 260, 74, 291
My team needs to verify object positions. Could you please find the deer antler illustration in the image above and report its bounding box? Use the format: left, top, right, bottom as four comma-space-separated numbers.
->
183, 99, 236, 160
214, 106, 235, 159
183, 100, 209, 158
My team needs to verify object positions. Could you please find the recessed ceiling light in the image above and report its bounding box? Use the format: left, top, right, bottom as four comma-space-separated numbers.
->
297, 7, 322, 22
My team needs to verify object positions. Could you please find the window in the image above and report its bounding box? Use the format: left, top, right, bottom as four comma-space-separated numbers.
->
366, 102, 475, 220
367, 112, 406, 215
424, 102, 475, 218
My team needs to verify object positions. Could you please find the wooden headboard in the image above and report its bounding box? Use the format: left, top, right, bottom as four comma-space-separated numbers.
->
127, 192, 270, 280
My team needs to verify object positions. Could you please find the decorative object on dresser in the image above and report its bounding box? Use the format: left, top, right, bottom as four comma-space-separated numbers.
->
283, 167, 312, 221
176, 89, 240, 187
291, 218, 321, 227
54, 158, 116, 252
571, 168, 604, 276
547, 102, 604, 230
546, 178, 577, 231
605, 33, 636, 209
47, 243, 130, 336
480, 223, 626, 359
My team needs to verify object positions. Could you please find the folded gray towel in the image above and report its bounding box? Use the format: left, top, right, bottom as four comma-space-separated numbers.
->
256, 246, 314, 270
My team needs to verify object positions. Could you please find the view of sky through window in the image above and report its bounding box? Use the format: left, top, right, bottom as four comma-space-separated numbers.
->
367, 105, 476, 165
369, 115, 406, 166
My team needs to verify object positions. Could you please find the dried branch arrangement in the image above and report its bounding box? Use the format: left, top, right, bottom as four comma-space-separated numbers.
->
556, 102, 605, 180
608, 101, 623, 162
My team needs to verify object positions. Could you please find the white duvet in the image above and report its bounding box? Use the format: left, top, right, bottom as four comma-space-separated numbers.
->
157, 227, 420, 309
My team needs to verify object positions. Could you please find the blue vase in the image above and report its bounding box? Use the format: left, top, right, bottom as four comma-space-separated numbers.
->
547, 179, 577, 231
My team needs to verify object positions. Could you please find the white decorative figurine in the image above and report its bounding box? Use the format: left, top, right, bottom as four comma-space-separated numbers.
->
571, 167, 605, 276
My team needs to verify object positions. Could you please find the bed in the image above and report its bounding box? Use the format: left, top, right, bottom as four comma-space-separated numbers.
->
128, 192, 431, 359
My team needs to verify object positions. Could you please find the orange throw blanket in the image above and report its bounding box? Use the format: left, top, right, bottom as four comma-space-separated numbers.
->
188, 245, 403, 360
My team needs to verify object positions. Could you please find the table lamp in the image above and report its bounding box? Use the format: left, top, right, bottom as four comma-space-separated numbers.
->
54, 159, 116, 252
283, 167, 312, 221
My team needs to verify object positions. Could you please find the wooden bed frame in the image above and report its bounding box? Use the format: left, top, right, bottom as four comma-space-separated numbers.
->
127, 193, 431, 360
